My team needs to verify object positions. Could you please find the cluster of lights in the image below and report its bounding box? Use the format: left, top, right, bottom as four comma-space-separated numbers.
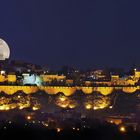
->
85, 103, 109, 110
55, 94, 111, 110
0, 117, 131, 135
0, 95, 41, 111
84, 95, 111, 110
55, 95, 77, 109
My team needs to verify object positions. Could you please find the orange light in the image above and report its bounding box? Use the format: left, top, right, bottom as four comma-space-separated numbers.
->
57, 128, 61, 132
26, 115, 32, 120
119, 126, 126, 133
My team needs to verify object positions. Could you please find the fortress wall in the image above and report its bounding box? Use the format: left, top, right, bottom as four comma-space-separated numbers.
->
40, 86, 77, 96
0, 86, 39, 95
81, 87, 93, 94
0, 86, 19, 95
94, 87, 114, 95
122, 87, 138, 93
0, 86, 139, 95
40, 86, 57, 95
21, 86, 39, 94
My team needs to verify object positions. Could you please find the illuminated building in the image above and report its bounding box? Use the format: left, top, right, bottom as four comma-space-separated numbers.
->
65, 79, 73, 85
40, 74, 66, 83
106, 117, 122, 125
84, 81, 93, 86
7, 73, 17, 83
0, 74, 6, 82
0, 38, 140, 104
22, 73, 43, 86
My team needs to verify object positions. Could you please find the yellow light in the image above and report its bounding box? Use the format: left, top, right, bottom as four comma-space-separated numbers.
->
119, 126, 126, 133
60, 104, 68, 108
19, 106, 24, 110
18, 95, 20, 98
99, 106, 105, 109
0, 105, 10, 111
5, 106, 10, 110
93, 106, 98, 110
0, 106, 5, 110
85, 104, 92, 110
32, 106, 39, 111
69, 104, 76, 109
59, 96, 66, 102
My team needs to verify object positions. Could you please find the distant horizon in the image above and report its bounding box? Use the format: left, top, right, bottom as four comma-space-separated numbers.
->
7, 58, 139, 71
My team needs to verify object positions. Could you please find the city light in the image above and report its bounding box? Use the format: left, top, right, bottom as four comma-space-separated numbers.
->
43, 123, 49, 127
119, 126, 126, 133
69, 104, 76, 109
17, 95, 21, 99
32, 106, 39, 111
109, 106, 113, 109
56, 128, 61, 133
93, 106, 98, 110
26, 115, 32, 120
59, 96, 66, 102
72, 127, 75, 130
85, 104, 92, 110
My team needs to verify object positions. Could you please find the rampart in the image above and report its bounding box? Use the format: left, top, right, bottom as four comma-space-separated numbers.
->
0, 85, 139, 96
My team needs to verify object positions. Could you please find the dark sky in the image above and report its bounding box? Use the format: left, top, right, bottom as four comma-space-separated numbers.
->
0, 0, 140, 69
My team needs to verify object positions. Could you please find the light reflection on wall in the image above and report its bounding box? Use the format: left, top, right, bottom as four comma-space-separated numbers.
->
55, 95, 77, 109
84, 95, 111, 110
0, 95, 41, 111
0, 92, 111, 112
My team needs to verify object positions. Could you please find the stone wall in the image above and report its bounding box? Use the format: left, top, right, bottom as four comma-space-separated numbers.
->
0, 85, 139, 96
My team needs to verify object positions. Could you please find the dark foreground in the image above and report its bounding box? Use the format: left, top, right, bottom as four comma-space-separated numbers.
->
1, 123, 140, 140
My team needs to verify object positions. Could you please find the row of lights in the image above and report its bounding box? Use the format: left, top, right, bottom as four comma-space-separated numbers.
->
85, 104, 113, 110
0, 118, 127, 135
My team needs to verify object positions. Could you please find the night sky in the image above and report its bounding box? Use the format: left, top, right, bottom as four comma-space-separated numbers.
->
0, 0, 140, 69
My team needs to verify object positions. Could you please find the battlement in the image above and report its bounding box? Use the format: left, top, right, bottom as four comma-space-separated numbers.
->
0, 85, 139, 96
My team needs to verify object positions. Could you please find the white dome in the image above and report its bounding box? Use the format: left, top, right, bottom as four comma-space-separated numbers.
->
0, 38, 10, 60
